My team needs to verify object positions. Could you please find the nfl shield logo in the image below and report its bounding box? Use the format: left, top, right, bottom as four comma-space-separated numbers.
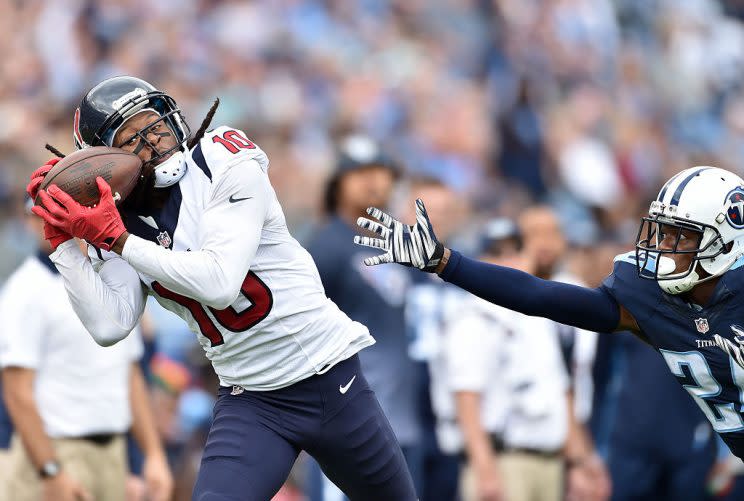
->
157, 231, 172, 248
695, 318, 710, 334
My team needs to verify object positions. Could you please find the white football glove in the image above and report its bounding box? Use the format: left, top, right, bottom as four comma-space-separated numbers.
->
354, 199, 444, 272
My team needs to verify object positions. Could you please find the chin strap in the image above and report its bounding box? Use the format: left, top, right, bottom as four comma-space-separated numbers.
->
657, 256, 700, 294
153, 149, 187, 188
659, 271, 699, 295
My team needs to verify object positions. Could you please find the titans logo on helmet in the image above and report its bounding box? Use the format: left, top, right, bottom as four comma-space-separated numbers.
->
725, 187, 744, 229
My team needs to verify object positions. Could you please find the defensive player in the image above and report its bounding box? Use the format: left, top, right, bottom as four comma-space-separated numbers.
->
30, 76, 417, 501
354, 167, 744, 460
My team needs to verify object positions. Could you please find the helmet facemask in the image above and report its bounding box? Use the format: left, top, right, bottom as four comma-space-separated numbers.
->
110, 94, 191, 188
636, 203, 728, 294
113, 109, 188, 188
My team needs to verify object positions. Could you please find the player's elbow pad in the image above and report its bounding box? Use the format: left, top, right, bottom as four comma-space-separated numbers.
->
203, 291, 240, 310
203, 270, 243, 309
198, 279, 240, 309
86, 317, 139, 347
86, 323, 133, 347
193, 253, 243, 309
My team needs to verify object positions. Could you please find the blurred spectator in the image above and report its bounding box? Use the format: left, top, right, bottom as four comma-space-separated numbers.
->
0, 378, 12, 490
517, 206, 610, 501
518, 206, 598, 423
496, 78, 547, 198
147, 351, 215, 501
404, 176, 470, 501
0, 206, 172, 501
306, 134, 418, 498
445, 218, 570, 501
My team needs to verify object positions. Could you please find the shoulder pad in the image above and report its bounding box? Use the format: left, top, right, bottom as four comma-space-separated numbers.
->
602, 251, 662, 326
720, 255, 744, 293
605, 251, 643, 288
729, 255, 744, 272
189, 125, 270, 182
613, 251, 638, 266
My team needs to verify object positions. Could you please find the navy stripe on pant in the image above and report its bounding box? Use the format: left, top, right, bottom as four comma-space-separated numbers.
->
192, 355, 416, 501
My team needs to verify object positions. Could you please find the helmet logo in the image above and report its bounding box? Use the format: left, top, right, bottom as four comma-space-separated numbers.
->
73, 108, 87, 148
725, 187, 744, 229
112, 88, 147, 111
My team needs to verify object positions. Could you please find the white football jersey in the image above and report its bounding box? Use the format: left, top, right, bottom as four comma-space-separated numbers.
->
64, 126, 374, 390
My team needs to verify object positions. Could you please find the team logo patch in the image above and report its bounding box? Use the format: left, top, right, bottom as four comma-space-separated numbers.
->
157, 231, 172, 248
725, 187, 744, 229
695, 317, 710, 334
73, 107, 86, 147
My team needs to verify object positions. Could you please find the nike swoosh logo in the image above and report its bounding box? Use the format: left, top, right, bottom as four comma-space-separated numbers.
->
229, 195, 253, 203
339, 375, 356, 394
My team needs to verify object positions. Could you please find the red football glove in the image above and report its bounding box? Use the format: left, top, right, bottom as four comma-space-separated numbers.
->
26, 158, 60, 199
42, 220, 73, 250
32, 177, 127, 252
27, 158, 72, 250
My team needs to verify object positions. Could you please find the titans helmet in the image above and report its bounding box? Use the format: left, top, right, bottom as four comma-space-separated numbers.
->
636, 167, 744, 294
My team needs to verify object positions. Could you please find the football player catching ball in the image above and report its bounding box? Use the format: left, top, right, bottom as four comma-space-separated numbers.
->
30, 76, 417, 501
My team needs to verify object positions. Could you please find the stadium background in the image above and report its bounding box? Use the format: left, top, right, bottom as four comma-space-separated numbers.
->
2, 0, 744, 499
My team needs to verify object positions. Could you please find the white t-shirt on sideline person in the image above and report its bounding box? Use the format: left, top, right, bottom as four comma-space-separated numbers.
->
0, 254, 143, 439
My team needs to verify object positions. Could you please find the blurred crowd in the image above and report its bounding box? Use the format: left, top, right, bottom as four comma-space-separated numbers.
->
3, 0, 744, 499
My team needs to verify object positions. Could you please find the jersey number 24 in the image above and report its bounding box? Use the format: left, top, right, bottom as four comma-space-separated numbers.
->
152, 272, 273, 347
662, 349, 744, 433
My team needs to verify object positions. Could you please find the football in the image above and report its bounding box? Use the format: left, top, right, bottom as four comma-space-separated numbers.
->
35, 147, 143, 207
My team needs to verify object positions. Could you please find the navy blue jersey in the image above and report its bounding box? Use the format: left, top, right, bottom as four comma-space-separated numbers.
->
602, 251, 744, 458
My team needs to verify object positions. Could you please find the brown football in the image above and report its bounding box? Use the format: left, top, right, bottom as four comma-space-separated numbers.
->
35, 147, 143, 207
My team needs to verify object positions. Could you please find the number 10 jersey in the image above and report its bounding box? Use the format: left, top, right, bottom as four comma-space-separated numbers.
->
92, 127, 375, 390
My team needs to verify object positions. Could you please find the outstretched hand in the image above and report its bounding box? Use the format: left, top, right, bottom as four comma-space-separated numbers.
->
354, 198, 444, 273
32, 177, 127, 252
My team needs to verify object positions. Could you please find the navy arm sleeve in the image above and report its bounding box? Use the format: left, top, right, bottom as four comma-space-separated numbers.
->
440, 250, 620, 333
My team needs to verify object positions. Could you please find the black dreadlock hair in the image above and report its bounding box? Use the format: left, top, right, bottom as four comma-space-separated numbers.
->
187, 98, 220, 150
45, 144, 65, 158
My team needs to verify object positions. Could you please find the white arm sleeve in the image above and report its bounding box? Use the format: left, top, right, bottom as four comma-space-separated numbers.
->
122, 159, 269, 309
50, 240, 147, 346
